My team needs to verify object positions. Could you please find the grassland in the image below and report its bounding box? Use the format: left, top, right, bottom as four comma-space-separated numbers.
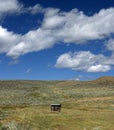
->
0, 77, 114, 130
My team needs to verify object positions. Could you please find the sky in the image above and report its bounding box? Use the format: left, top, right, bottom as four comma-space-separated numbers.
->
0, 0, 114, 80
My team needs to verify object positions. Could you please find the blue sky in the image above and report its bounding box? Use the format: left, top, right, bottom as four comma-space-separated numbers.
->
0, 0, 114, 80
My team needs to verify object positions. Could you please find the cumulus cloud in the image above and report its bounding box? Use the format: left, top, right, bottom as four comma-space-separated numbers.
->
27, 4, 44, 14
3, 7, 114, 58
0, 26, 21, 54
87, 64, 111, 72
106, 39, 114, 51
0, 0, 22, 17
1, 5, 114, 73
42, 7, 114, 43
103, 39, 114, 65
7, 28, 55, 58
1, 7, 114, 58
0, 0, 44, 19
55, 51, 111, 72
42, 8, 64, 29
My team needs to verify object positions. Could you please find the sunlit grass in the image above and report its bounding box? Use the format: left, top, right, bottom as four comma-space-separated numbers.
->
0, 79, 114, 129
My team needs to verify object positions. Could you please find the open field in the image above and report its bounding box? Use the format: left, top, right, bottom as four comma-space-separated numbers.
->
0, 76, 114, 130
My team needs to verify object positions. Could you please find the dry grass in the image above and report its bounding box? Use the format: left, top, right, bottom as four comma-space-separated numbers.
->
0, 98, 114, 130
0, 77, 114, 129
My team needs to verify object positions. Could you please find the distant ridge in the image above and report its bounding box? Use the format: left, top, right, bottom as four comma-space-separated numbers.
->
94, 76, 114, 86
96, 76, 114, 82
0, 76, 114, 106
0, 76, 114, 88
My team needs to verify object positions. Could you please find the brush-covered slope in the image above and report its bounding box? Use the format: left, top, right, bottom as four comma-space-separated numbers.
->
96, 76, 114, 82
0, 77, 114, 106
0, 78, 114, 130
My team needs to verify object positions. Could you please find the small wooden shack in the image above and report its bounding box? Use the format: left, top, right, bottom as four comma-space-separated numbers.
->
51, 104, 61, 112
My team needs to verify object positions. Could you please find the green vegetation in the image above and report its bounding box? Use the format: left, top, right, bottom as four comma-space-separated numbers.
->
0, 77, 114, 130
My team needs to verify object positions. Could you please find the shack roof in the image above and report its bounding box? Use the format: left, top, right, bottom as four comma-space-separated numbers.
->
51, 104, 61, 106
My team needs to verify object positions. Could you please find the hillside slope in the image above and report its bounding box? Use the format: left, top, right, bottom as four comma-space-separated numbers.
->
0, 77, 114, 130
0, 77, 114, 106
96, 76, 114, 82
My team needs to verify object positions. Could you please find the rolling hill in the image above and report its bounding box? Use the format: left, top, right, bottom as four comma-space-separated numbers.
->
0, 76, 114, 130
0, 76, 114, 106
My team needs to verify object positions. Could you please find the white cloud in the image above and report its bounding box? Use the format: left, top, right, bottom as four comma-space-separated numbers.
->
26, 68, 31, 74
0, 26, 21, 54
103, 39, 114, 65
42, 8, 64, 29
1, 5, 114, 69
75, 78, 80, 81
7, 6, 114, 59
42, 7, 114, 43
0, 0, 22, 17
7, 28, 55, 58
0, 1, 44, 19
55, 51, 111, 72
106, 39, 114, 51
27, 4, 44, 14
87, 64, 110, 72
